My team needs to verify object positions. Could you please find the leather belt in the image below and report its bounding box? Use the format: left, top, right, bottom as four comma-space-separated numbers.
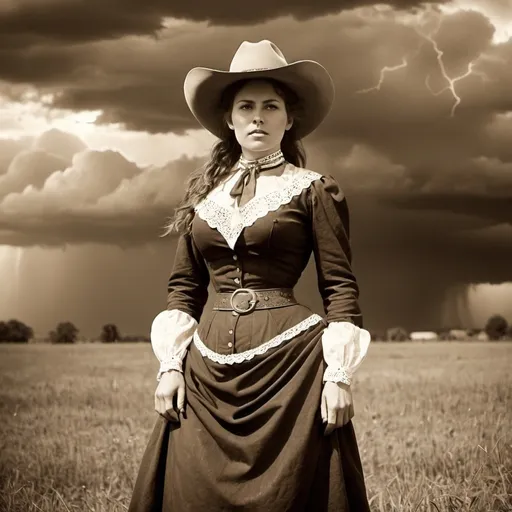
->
212, 288, 297, 315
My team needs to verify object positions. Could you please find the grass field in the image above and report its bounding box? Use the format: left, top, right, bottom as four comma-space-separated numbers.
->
0, 341, 510, 512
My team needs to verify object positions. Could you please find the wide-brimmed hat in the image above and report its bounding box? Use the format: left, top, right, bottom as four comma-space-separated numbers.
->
183, 40, 335, 140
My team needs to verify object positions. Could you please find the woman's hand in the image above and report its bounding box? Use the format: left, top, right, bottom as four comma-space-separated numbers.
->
320, 381, 354, 436
154, 370, 186, 422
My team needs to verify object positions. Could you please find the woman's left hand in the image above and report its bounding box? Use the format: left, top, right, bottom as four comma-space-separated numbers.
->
320, 381, 354, 436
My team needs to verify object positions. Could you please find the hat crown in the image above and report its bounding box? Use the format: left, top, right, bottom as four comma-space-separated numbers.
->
229, 40, 288, 73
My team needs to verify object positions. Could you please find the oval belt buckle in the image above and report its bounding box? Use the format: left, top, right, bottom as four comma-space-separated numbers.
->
230, 288, 258, 314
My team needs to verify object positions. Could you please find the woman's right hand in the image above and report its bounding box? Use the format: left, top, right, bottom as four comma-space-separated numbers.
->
154, 370, 186, 422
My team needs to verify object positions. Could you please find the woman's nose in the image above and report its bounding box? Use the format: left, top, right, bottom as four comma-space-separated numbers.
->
253, 110, 264, 124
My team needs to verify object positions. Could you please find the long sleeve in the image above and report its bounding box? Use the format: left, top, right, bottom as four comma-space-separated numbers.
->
151, 232, 210, 380
309, 175, 371, 385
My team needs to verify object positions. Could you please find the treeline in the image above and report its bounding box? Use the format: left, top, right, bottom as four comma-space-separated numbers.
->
369, 314, 512, 342
1, 314, 511, 344
0, 319, 149, 343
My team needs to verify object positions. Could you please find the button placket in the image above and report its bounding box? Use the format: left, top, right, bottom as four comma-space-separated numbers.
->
232, 251, 242, 287
229, 251, 240, 353
227, 315, 238, 353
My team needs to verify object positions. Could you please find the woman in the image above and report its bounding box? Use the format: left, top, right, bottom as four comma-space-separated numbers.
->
129, 40, 371, 512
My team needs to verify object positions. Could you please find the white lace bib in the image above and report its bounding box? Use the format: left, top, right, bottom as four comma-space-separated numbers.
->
194, 164, 322, 249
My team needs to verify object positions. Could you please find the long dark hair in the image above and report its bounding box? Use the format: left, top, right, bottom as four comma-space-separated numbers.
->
162, 78, 307, 236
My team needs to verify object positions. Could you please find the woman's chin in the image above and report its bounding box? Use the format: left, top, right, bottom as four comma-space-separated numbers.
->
241, 141, 276, 153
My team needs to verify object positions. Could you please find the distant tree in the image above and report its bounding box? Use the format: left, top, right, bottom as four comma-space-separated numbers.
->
49, 322, 79, 344
0, 319, 33, 343
386, 326, 409, 342
506, 323, 512, 341
484, 314, 508, 341
0, 321, 9, 342
438, 331, 455, 341
100, 324, 121, 343
369, 329, 386, 342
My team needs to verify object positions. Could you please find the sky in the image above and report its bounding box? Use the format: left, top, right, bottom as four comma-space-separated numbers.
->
0, 0, 511, 338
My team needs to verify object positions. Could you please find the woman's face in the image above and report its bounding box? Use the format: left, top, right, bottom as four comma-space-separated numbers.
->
226, 80, 293, 160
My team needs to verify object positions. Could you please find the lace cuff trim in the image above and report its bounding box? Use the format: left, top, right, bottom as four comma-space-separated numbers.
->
157, 356, 184, 381
193, 313, 323, 365
323, 366, 351, 385
195, 170, 322, 249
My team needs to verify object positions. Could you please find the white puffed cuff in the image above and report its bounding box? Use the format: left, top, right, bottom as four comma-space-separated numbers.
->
150, 309, 198, 381
321, 321, 371, 385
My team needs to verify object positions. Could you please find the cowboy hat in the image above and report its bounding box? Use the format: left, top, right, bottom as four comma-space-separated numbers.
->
183, 40, 335, 140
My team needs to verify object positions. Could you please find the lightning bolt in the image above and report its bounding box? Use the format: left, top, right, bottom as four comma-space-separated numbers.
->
356, 57, 408, 93
423, 64, 475, 117
355, 38, 427, 95
357, 14, 487, 117
415, 25, 482, 117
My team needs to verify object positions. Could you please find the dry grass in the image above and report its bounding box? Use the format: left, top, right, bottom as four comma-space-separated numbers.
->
0, 341, 510, 511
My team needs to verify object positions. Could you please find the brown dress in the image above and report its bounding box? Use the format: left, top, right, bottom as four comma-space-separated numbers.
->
128, 168, 370, 511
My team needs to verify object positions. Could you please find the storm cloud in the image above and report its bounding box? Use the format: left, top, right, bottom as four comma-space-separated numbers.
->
0, 0, 442, 44
0, 2, 511, 334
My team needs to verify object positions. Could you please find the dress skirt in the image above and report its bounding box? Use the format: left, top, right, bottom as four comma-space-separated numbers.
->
128, 316, 370, 512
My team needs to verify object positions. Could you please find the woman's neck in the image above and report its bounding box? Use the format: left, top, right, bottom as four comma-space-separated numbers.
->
240, 147, 282, 162
238, 149, 285, 170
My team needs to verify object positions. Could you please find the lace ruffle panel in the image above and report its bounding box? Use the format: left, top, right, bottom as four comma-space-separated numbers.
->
193, 313, 323, 365
195, 170, 322, 249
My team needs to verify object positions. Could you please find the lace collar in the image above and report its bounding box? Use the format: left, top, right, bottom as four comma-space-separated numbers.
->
194, 164, 322, 249
238, 149, 285, 171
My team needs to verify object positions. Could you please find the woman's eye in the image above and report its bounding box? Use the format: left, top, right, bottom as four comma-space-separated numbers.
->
238, 104, 278, 110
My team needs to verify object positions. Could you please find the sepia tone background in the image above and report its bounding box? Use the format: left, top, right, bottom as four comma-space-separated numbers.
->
0, 2, 511, 511
1, 0, 511, 339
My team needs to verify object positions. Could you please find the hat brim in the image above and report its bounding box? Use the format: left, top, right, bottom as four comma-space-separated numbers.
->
183, 60, 335, 140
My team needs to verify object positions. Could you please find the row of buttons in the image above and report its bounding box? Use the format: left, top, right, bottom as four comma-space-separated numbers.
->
229, 252, 240, 350
228, 323, 235, 348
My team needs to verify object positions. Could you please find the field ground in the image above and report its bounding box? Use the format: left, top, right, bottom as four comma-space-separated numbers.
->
0, 341, 511, 512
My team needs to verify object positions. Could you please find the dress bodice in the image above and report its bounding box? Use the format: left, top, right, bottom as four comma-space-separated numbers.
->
191, 187, 313, 293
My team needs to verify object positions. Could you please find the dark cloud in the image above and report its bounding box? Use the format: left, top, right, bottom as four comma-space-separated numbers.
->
0, 1, 163, 44
0, 0, 441, 45
395, 197, 512, 234
2, 7, 510, 144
